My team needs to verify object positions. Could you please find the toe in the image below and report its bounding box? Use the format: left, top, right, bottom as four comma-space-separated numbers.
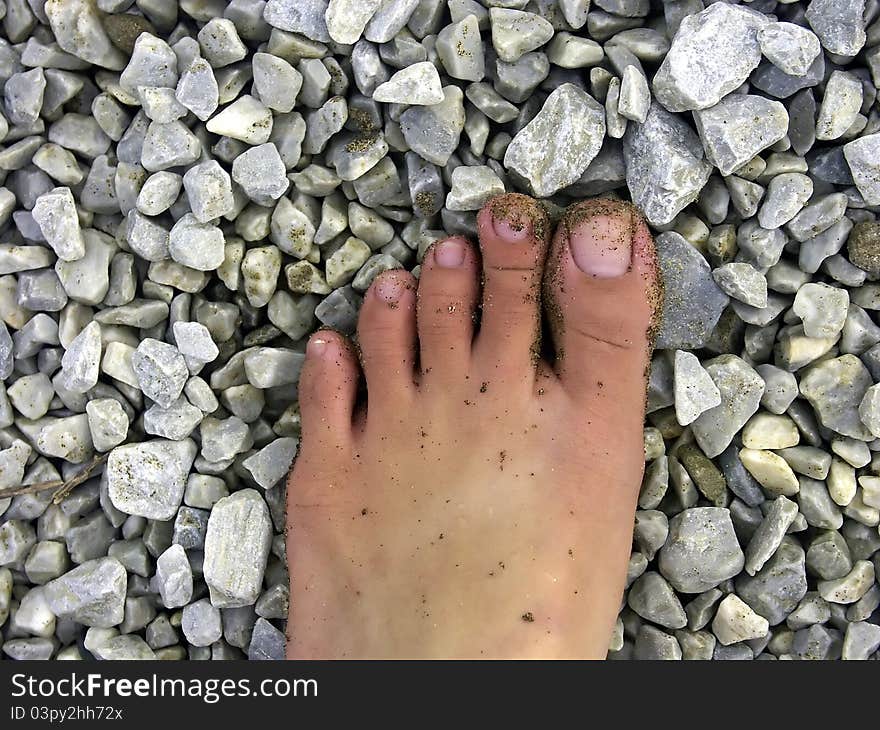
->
545, 199, 661, 413
357, 269, 417, 410
297, 330, 359, 449
473, 193, 550, 373
415, 236, 480, 384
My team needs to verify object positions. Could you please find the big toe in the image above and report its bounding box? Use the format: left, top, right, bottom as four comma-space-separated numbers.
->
473, 193, 551, 373
545, 199, 661, 413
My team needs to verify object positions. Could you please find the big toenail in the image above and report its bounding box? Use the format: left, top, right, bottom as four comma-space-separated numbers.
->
374, 275, 404, 303
569, 211, 633, 278
434, 239, 466, 267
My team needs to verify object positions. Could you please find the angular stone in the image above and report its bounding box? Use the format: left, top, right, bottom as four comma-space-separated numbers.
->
92, 635, 156, 660
182, 598, 223, 647
712, 593, 770, 645
652, 3, 768, 112
326, 131, 390, 181
437, 15, 484, 82
658, 507, 745, 594
182, 160, 234, 223
445, 166, 505, 211
248, 616, 286, 660
231, 143, 289, 206
325, 0, 381, 44
504, 84, 605, 198
131, 338, 189, 408
742, 413, 799, 450
654, 232, 729, 350
618, 65, 650, 124
203, 489, 273, 608
107, 439, 197, 520
373, 62, 443, 105
805, 0, 866, 57
242, 438, 298, 489
169, 214, 225, 271
673, 350, 720, 426
32, 187, 85, 262
176, 57, 220, 122
847, 222, 880, 277
489, 8, 553, 63
694, 95, 788, 176
744, 496, 800, 576
198, 18, 248, 68
399, 86, 465, 167
45, 0, 127, 71
143, 397, 203, 441
758, 173, 813, 230
155, 543, 193, 609
141, 121, 202, 172
86, 398, 129, 452
200, 416, 253, 462
623, 104, 712, 226
798, 476, 843, 530
44, 557, 126, 628
364, 0, 419, 44
842, 621, 880, 660
691, 355, 765, 458
817, 560, 875, 604
263, 0, 330, 42
206, 96, 273, 145
737, 537, 807, 625
792, 282, 849, 339
712, 263, 767, 308
843, 134, 880, 206
627, 571, 687, 629
325, 237, 372, 290
634, 625, 682, 660
800, 355, 874, 441
758, 22, 821, 77
816, 71, 863, 142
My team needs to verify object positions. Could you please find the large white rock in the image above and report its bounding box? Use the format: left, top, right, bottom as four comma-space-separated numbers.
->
107, 439, 197, 520
504, 84, 605, 198
652, 3, 768, 112
203, 489, 273, 608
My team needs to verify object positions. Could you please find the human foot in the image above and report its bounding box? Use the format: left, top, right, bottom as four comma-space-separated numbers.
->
286, 194, 661, 659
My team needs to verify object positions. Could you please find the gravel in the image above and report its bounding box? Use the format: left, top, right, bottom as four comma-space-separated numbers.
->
0, 0, 879, 663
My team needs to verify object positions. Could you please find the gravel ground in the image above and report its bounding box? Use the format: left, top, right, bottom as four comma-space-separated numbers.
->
1, 0, 880, 661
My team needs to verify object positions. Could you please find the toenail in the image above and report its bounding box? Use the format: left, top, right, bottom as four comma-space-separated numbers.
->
374, 275, 405, 303
308, 336, 330, 356
568, 211, 633, 278
491, 209, 532, 242
434, 239, 467, 267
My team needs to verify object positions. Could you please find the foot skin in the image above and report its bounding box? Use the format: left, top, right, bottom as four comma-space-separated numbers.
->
286, 194, 660, 659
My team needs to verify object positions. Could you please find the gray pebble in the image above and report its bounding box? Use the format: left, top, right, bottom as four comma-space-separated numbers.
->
736, 537, 807, 625
628, 571, 687, 629
624, 104, 711, 226
694, 95, 788, 177
655, 232, 729, 349
658, 507, 745, 594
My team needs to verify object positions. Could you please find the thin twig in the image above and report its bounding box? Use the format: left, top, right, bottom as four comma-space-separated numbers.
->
0, 453, 109, 503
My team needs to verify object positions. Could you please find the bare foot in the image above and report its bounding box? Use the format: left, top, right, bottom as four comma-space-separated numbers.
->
286, 194, 660, 659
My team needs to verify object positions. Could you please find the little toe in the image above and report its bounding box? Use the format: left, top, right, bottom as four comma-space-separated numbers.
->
473, 193, 550, 373
415, 236, 480, 384
297, 330, 360, 449
357, 269, 417, 410
545, 199, 661, 413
